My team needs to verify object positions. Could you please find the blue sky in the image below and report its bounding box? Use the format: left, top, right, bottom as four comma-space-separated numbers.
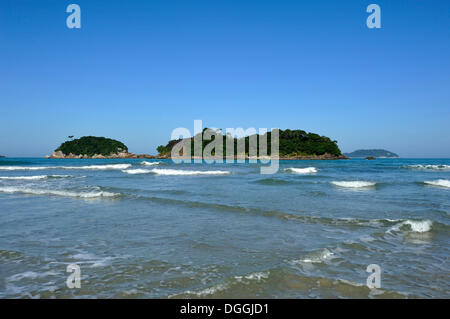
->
0, 0, 449, 157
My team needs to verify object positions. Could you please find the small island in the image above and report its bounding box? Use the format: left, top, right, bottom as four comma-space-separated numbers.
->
156, 128, 348, 160
0, 155, 5, 158
48, 136, 154, 159
343, 149, 399, 158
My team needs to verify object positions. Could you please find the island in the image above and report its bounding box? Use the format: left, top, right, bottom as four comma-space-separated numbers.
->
0, 155, 5, 158
343, 149, 399, 158
48, 136, 155, 159
156, 128, 347, 160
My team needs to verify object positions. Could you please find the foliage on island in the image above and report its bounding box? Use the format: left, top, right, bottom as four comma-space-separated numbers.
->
343, 149, 399, 158
55, 136, 128, 156
157, 129, 342, 157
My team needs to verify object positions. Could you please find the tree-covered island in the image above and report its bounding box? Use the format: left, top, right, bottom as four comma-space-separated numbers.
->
157, 129, 347, 160
48, 136, 153, 159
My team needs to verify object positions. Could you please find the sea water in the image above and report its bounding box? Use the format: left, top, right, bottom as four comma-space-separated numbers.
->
0, 158, 449, 298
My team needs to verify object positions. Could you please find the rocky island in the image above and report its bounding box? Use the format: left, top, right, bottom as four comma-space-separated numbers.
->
156, 128, 348, 160
48, 136, 154, 159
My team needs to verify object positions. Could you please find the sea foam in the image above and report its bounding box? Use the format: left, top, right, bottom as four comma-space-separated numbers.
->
285, 167, 318, 174
140, 161, 161, 166
0, 164, 132, 171
387, 220, 433, 233
62, 164, 132, 170
150, 169, 230, 176
424, 179, 450, 188
406, 164, 450, 170
294, 248, 335, 264
0, 175, 71, 180
0, 186, 119, 198
331, 181, 376, 188
122, 169, 151, 175
0, 166, 53, 171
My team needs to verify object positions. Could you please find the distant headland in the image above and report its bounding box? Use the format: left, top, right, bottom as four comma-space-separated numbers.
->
343, 149, 399, 158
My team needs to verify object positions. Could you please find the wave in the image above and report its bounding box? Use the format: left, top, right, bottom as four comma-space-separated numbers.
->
292, 248, 335, 264
140, 161, 161, 166
122, 169, 152, 175
387, 219, 433, 234
169, 270, 270, 298
406, 164, 450, 171
62, 164, 132, 170
0, 166, 53, 171
0, 175, 72, 180
150, 169, 230, 176
0, 186, 120, 198
424, 179, 450, 188
285, 167, 317, 174
0, 164, 132, 171
253, 178, 291, 186
331, 181, 376, 188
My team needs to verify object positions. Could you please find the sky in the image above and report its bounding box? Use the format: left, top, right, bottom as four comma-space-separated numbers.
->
0, 0, 449, 157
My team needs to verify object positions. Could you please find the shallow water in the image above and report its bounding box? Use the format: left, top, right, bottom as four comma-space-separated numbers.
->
0, 158, 449, 298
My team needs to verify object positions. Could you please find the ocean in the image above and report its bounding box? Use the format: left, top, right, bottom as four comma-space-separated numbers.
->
0, 157, 449, 298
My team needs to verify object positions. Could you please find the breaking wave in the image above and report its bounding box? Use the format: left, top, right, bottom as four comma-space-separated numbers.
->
140, 161, 161, 166
0, 164, 132, 171
0, 186, 120, 198
0, 166, 53, 171
285, 167, 318, 174
122, 169, 152, 175
424, 179, 450, 188
406, 164, 450, 171
292, 248, 335, 264
0, 175, 72, 180
62, 164, 132, 170
331, 181, 376, 188
150, 169, 230, 176
387, 219, 433, 234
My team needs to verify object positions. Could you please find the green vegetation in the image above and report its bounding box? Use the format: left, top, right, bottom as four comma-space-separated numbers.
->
157, 129, 342, 157
56, 136, 128, 156
343, 149, 399, 158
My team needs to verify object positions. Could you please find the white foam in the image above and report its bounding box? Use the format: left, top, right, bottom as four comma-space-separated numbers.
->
0, 175, 72, 180
150, 169, 230, 176
331, 181, 376, 188
285, 167, 318, 174
0, 164, 132, 171
295, 248, 335, 264
234, 271, 270, 282
70, 253, 115, 267
63, 164, 132, 170
0, 186, 119, 198
424, 179, 450, 188
140, 161, 161, 166
407, 164, 450, 170
387, 220, 433, 234
122, 169, 151, 175
0, 166, 53, 171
